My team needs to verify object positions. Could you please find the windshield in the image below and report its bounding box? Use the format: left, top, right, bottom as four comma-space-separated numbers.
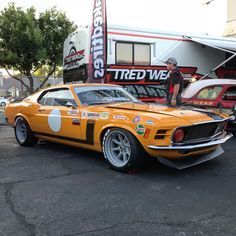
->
74, 86, 140, 105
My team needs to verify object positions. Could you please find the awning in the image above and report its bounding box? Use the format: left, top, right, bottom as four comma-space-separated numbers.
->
183, 35, 236, 53
183, 35, 236, 79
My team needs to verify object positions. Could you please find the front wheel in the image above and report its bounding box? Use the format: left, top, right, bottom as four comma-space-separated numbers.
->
14, 117, 38, 146
102, 128, 145, 172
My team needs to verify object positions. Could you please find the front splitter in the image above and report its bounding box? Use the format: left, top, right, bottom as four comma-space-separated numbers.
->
157, 146, 224, 169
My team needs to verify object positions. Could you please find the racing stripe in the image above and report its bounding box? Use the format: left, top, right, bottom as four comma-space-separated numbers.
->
86, 120, 95, 144
34, 120, 95, 145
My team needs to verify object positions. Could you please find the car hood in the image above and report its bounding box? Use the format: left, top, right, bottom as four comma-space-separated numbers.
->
105, 103, 222, 124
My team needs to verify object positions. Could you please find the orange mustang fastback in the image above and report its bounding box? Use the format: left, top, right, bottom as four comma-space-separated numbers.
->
4, 83, 233, 172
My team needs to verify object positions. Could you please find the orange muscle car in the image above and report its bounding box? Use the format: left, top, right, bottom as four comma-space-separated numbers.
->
4, 83, 233, 172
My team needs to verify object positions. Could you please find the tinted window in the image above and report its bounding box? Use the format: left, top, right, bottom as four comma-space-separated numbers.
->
74, 86, 139, 105
197, 86, 222, 100
38, 89, 77, 106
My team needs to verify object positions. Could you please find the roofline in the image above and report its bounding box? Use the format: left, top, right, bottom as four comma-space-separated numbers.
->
74, 24, 236, 43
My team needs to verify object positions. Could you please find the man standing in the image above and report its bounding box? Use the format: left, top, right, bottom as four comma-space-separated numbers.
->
165, 57, 183, 106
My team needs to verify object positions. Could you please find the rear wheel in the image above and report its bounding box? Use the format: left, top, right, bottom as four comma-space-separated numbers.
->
102, 128, 145, 172
0, 102, 6, 107
14, 117, 38, 146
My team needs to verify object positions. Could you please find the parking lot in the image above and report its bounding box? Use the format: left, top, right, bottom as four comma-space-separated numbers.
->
1, 114, 236, 235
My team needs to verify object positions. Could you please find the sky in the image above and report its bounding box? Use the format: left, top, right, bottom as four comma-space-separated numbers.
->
0, 0, 227, 37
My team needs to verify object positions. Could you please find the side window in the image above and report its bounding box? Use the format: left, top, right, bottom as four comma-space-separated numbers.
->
38, 91, 49, 105
222, 86, 236, 100
38, 89, 77, 107
197, 86, 222, 100
116, 42, 150, 65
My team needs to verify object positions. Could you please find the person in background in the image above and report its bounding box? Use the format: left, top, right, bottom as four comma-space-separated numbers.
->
165, 57, 183, 106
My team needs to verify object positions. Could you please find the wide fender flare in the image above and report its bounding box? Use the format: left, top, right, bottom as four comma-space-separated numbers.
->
14, 113, 32, 130
99, 123, 145, 148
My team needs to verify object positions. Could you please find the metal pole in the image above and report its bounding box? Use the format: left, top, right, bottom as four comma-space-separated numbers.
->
199, 53, 236, 80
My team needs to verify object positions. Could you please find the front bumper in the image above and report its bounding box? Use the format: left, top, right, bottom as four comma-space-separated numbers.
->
148, 132, 233, 151
148, 132, 233, 169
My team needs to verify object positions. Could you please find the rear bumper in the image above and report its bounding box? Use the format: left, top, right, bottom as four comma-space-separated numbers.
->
148, 132, 233, 151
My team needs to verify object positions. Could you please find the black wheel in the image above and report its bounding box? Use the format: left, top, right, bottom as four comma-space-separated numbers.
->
14, 117, 38, 146
102, 128, 145, 172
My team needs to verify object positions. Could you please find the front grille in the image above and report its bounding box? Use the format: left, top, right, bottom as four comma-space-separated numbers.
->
175, 121, 226, 144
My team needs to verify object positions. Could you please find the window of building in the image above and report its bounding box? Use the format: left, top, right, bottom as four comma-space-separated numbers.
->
116, 43, 133, 64
116, 42, 150, 65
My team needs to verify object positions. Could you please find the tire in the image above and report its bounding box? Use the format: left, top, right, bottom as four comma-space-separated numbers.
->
102, 128, 145, 172
14, 117, 38, 146
0, 102, 6, 107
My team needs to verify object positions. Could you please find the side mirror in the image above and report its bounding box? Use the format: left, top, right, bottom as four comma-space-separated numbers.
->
66, 101, 77, 109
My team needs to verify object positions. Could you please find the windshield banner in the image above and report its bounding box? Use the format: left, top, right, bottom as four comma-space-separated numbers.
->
87, 0, 107, 83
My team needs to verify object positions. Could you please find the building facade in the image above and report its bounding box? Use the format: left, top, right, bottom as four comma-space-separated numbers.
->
224, 0, 236, 37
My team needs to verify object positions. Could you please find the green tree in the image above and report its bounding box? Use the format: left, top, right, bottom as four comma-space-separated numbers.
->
0, 3, 76, 94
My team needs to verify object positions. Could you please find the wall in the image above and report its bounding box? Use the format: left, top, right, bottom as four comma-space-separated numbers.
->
223, 0, 236, 37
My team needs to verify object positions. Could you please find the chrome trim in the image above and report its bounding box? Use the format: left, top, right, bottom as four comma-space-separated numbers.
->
170, 118, 231, 144
148, 132, 233, 150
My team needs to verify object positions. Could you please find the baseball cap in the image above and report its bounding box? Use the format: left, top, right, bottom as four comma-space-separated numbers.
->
164, 57, 177, 65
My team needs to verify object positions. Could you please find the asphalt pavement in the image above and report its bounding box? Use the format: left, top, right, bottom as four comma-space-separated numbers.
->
0, 109, 7, 125
0, 123, 236, 236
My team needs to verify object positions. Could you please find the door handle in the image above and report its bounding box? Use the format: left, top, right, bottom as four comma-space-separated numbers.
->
38, 108, 45, 112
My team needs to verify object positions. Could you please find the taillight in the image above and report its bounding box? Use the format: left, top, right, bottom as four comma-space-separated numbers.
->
174, 128, 185, 142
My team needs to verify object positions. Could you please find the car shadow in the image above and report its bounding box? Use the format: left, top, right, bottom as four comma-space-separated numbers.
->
36, 140, 226, 178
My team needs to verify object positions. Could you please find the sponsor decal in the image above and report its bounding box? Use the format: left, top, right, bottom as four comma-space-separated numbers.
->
188, 101, 214, 106
88, 0, 107, 81
146, 120, 155, 125
82, 111, 100, 119
136, 124, 145, 135
107, 68, 169, 82
64, 49, 85, 70
72, 118, 80, 125
100, 112, 109, 119
82, 111, 109, 119
132, 116, 141, 124
113, 115, 127, 120
106, 66, 198, 83
68, 110, 79, 116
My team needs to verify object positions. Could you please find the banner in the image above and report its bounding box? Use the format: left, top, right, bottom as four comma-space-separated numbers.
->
87, 0, 107, 83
